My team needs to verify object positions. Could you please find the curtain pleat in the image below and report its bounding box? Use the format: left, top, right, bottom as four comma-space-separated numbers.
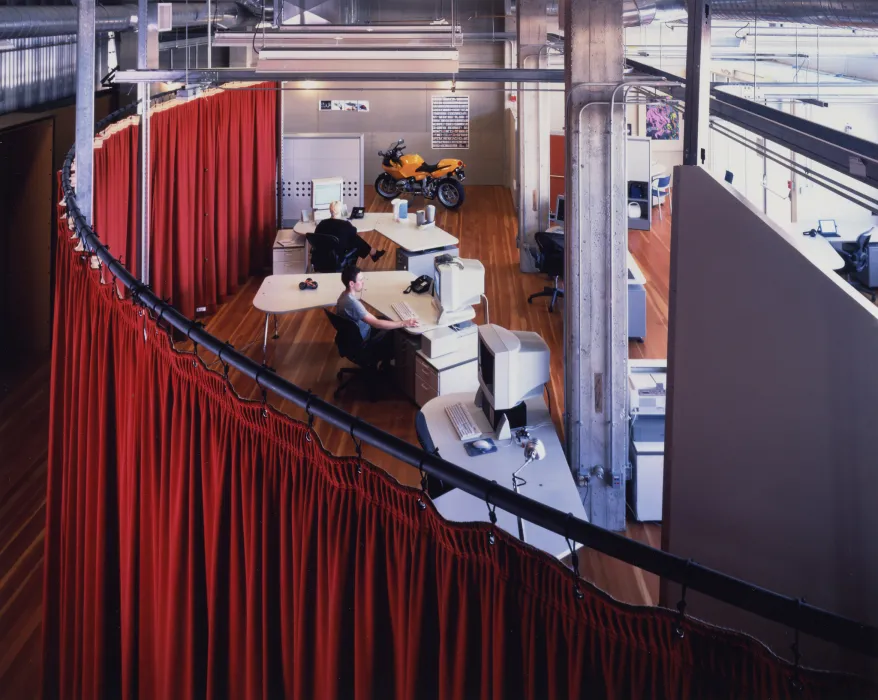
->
44, 90, 875, 700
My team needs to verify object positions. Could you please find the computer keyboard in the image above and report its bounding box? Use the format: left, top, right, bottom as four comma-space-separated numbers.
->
391, 301, 419, 322
445, 402, 482, 441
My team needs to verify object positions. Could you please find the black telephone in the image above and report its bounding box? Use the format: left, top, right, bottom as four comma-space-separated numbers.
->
405, 275, 433, 295
349, 207, 365, 219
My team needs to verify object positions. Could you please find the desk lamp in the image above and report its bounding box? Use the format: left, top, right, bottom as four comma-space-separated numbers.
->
511, 438, 547, 542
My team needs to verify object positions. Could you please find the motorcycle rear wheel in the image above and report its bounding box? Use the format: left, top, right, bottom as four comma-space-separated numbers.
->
437, 179, 465, 209
375, 174, 399, 200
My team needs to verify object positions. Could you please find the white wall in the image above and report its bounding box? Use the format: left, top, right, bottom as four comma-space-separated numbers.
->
664, 166, 878, 681
280, 44, 507, 186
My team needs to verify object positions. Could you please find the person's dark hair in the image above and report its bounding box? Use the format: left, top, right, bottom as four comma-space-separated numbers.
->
341, 264, 362, 289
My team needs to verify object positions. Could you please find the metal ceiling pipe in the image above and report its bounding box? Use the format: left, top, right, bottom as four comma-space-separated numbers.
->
0, 2, 246, 40
654, 0, 878, 27
624, 0, 657, 26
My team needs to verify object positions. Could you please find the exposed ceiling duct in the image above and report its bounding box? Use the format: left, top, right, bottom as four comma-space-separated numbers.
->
0, 3, 248, 40
653, 0, 878, 27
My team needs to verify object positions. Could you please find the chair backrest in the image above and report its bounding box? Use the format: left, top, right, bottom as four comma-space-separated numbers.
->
534, 231, 565, 277
307, 233, 344, 272
853, 231, 873, 273
323, 308, 365, 360
655, 175, 671, 189
415, 411, 438, 455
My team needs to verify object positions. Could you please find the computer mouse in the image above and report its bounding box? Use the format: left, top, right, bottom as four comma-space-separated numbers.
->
472, 439, 491, 451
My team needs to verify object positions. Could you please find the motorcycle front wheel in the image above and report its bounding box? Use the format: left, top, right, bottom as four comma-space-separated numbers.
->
436, 179, 465, 209
375, 174, 399, 200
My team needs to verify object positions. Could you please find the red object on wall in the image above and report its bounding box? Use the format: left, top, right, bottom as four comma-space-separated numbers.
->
549, 133, 565, 213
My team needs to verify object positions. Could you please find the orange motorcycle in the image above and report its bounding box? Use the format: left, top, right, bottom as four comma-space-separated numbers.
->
375, 139, 466, 209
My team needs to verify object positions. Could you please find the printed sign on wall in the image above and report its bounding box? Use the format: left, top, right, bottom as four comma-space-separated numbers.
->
431, 95, 470, 149
319, 99, 370, 112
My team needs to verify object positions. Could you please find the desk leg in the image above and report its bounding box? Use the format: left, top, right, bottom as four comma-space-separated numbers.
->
273, 314, 279, 340
262, 313, 271, 364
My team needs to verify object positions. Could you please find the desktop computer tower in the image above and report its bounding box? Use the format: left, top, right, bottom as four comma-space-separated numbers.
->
396, 247, 459, 278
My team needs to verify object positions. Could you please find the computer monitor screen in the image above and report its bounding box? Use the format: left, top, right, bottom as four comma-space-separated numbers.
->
432, 257, 485, 323
818, 219, 838, 235
555, 195, 565, 223
477, 324, 550, 411
478, 337, 495, 395
312, 177, 343, 210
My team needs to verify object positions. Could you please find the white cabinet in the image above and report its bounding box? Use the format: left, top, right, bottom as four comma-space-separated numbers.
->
630, 441, 664, 522
412, 331, 479, 407
273, 229, 307, 275
414, 356, 478, 407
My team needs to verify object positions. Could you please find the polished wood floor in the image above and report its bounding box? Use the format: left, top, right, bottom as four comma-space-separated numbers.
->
0, 187, 672, 695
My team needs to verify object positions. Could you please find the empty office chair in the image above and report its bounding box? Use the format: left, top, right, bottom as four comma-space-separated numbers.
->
651, 175, 672, 221
839, 230, 876, 302
306, 233, 358, 273
527, 231, 565, 313
415, 410, 453, 498
323, 309, 384, 400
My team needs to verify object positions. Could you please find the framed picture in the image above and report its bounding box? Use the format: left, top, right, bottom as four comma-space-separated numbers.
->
646, 104, 680, 140
319, 99, 370, 112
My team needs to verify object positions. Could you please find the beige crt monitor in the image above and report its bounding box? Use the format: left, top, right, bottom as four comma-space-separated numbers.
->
476, 324, 550, 438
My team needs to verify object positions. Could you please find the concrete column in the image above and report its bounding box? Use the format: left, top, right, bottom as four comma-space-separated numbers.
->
75, 0, 96, 224
137, 0, 159, 284
517, 0, 549, 272
683, 0, 711, 166
564, 0, 628, 531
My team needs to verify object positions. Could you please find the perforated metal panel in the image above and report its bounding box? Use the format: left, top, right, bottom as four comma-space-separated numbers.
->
280, 133, 364, 226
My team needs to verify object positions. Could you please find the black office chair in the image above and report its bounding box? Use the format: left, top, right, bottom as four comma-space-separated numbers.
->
323, 309, 383, 400
839, 230, 876, 301
527, 231, 565, 312
415, 411, 453, 499
306, 233, 358, 273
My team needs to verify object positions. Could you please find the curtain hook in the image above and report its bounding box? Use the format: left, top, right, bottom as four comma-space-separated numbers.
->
484, 481, 498, 544
186, 320, 204, 367
254, 365, 270, 418
416, 457, 428, 510
303, 390, 315, 443
789, 598, 804, 692
350, 421, 363, 473
674, 559, 693, 640
217, 342, 232, 387
564, 513, 585, 599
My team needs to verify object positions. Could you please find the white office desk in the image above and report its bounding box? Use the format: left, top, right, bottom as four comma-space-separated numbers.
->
293, 213, 459, 253
423, 393, 588, 560
253, 271, 476, 359
627, 252, 646, 285
779, 224, 846, 272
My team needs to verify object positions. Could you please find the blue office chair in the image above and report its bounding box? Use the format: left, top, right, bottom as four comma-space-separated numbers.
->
839, 230, 876, 302
652, 175, 672, 221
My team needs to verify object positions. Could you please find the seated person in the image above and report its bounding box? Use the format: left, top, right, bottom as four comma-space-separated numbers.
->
316, 200, 385, 263
337, 265, 419, 365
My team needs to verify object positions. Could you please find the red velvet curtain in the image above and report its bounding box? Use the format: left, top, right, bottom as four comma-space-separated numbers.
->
149, 84, 277, 318
92, 123, 141, 275
43, 229, 873, 700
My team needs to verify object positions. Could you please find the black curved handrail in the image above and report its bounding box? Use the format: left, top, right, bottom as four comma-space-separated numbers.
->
58, 89, 878, 660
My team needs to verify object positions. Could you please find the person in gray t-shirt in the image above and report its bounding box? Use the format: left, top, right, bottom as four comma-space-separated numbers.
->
336, 265, 419, 364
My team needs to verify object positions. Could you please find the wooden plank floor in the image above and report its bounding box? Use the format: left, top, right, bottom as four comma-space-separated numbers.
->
0, 358, 50, 698
0, 187, 672, 695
